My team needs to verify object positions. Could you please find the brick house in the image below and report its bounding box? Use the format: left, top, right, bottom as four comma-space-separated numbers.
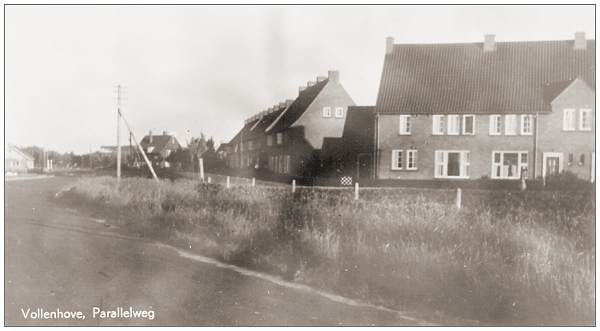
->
226, 70, 356, 178
374, 33, 595, 182
139, 131, 182, 168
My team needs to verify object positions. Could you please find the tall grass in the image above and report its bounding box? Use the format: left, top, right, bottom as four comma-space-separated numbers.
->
59, 176, 595, 325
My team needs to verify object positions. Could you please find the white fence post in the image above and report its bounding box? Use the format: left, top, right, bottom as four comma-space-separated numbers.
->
354, 182, 359, 200
455, 188, 462, 209
226, 176, 230, 189
252, 177, 256, 187
199, 158, 204, 181
207, 177, 211, 184
292, 179, 296, 193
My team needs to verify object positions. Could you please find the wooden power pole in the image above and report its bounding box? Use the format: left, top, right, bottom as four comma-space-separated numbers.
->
116, 85, 122, 183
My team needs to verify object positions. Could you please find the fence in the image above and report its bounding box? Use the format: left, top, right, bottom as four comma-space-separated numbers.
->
185, 172, 465, 208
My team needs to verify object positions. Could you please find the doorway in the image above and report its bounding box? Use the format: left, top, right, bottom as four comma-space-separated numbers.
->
542, 152, 563, 178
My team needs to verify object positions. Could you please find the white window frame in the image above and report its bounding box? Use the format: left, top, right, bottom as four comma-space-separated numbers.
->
399, 115, 411, 135
407, 150, 418, 170
504, 114, 517, 135
434, 150, 470, 179
391, 150, 403, 170
491, 151, 528, 180
563, 109, 576, 131
276, 132, 283, 145
447, 115, 460, 135
489, 115, 502, 135
579, 108, 592, 131
542, 152, 564, 178
334, 107, 344, 118
520, 115, 533, 135
322, 107, 332, 118
462, 115, 475, 135
432, 115, 445, 135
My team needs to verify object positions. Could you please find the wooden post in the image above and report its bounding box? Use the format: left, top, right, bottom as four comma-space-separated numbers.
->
199, 158, 205, 181
354, 182, 359, 200
226, 176, 230, 189
292, 179, 296, 193
207, 177, 211, 184
117, 108, 121, 183
455, 188, 462, 209
252, 177, 255, 187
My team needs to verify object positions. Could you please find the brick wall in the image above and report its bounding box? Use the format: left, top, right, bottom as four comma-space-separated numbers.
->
377, 113, 535, 180
537, 79, 595, 180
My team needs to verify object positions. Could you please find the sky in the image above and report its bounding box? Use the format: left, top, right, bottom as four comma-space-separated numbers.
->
5, 5, 595, 154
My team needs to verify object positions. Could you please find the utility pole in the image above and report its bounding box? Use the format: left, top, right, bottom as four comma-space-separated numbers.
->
116, 84, 123, 183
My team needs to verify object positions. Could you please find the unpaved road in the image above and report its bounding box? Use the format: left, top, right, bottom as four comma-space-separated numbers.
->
5, 176, 429, 326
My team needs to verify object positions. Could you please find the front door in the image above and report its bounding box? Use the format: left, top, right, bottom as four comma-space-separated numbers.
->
356, 153, 372, 179
542, 152, 563, 178
546, 157, 560, 176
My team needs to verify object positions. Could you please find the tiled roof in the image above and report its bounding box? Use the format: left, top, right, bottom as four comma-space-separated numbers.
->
7, 144, 34, 161
140, 134, 180, 153
266, 79, 329, 133
247, 108, 285, 140
375, 39, 595, 114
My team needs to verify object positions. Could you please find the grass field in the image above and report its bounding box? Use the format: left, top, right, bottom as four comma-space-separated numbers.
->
57, 176, 595, 325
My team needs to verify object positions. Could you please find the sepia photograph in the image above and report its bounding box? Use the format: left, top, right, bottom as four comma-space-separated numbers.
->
3, 3, 596, 327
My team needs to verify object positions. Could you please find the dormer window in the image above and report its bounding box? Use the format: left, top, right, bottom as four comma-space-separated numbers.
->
334, 107, 344, 118
322, 107, 332, 118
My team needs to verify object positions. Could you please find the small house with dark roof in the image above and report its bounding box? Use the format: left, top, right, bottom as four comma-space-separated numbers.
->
139, 131, 182, 168
374, 33, 595, 182
226, 70, 356, 178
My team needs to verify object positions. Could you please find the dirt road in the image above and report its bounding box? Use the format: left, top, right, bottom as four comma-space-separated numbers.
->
5, 176, 429, 326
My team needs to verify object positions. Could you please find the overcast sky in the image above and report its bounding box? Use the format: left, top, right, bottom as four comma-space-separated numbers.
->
5, 5, 595, 154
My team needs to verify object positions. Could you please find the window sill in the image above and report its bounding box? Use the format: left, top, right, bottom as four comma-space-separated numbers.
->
434, 176, 470, 179
398, 133, 412, 136
491, 177, 522, 180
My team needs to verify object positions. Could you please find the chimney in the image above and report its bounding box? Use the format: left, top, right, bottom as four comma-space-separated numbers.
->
163, 130, 168, 136
328, 70, 339, 83
299, 85, 307, 93
385, 36, 395, 54
149, 130, 153, 143
484, 34, 496, 52
574, 31, 587, 50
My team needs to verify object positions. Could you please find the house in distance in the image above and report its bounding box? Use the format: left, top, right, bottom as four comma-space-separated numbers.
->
225, 70, 359, 179
139, 131, 182, 168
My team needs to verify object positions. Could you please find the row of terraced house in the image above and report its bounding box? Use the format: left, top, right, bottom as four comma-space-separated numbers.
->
223, 32, 595, 183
